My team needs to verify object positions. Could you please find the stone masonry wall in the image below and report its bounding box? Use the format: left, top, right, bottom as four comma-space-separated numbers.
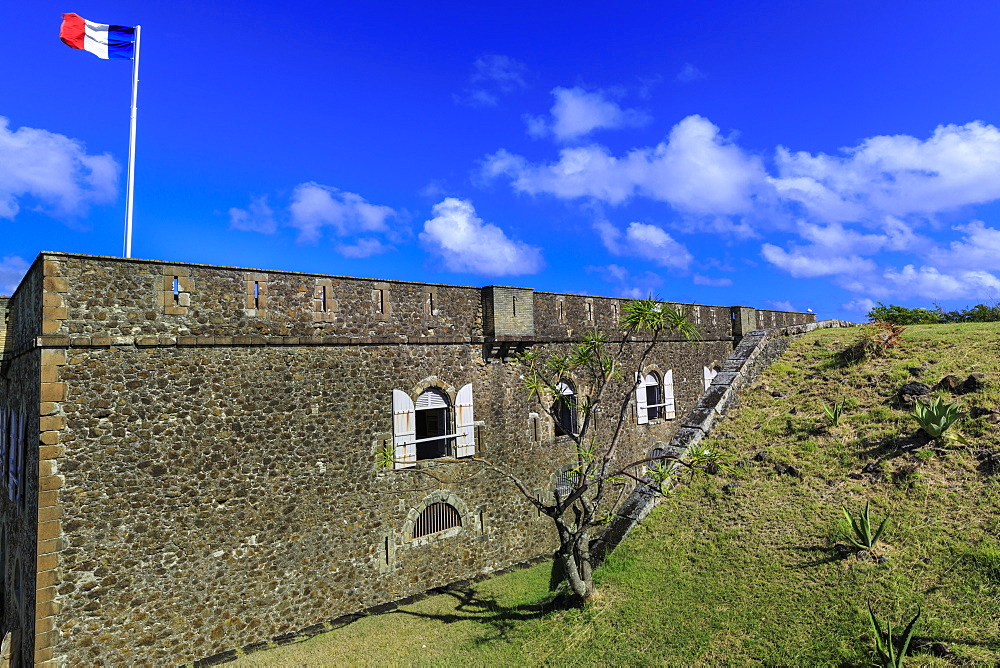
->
7, 252, 817, 664
0, 257, 44, 667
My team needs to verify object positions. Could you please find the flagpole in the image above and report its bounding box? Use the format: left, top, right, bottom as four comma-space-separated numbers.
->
123, 24, 141, 258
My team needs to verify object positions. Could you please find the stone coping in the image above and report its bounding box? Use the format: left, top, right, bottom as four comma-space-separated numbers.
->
0, 333, 742, 356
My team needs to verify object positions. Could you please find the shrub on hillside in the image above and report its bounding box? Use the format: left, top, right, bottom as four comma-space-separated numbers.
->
833, 321, 906, 365
867, 302, 941, 325
939, 302, 1000, 323
860, 321, 906, 358
868, 301, 1000, 325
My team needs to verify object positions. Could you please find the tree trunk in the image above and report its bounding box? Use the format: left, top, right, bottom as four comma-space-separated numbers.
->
554, 529, 598, 606
560, 547, 590, 604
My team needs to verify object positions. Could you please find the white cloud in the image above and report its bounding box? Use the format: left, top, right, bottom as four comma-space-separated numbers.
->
288, 182, 396, 243
842, 298, 877, 313
483, 114, 1000, 304
456, 54, 527, 107
692, 274, 733, 287
595, 220, 693, 270
877, 264, 1000, 301
760, 243, 878, 278
487, 116, 1000, 230
0, 256, 29, 295
772, 121, 1000, 222
675, 63, 706, 83
336, 238, 392, 258
419, 198, 543, 276
926, 220, 1000, 272
764, 300, 795, 312
229, 196, 276, 234
586, 264, 663, 299
0, 117, 118, 219
525, 87, 650, 141
787, 217, 926, 257
485, 115, 766, 214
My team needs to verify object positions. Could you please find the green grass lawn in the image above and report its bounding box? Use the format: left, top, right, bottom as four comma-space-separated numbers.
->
233, 323, 1000, 666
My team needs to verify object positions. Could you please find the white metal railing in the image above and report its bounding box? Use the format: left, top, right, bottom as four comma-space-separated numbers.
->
406, 433, 460, 445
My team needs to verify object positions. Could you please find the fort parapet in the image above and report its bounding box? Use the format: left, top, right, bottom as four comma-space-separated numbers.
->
0, 252, 815, 665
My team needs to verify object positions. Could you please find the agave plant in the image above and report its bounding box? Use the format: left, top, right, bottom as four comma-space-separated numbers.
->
823, 398, 847, 426
912, 396, 962, 441
868, 602, 921, 667
843, 501, 888, 550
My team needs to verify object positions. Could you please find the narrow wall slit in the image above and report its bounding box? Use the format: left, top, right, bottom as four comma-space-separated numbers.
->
253, 281, 260, 310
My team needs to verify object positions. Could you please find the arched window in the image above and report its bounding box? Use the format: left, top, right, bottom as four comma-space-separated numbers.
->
552, 381, 578, 436
391, 384, 475, 469
637, 371, 675, 423
554, 466, 582, 498
413, 502, 462, 538
643, 373, 663, 420
415, 389, 451, 460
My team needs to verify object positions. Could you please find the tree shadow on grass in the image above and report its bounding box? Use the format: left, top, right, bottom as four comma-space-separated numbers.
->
826, 345, 865, 370
783, 544, 851, 569
387, 581, 570, 645
857, 432, 929, 461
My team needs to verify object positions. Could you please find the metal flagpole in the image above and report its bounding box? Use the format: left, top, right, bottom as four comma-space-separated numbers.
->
123, 24, 141, 258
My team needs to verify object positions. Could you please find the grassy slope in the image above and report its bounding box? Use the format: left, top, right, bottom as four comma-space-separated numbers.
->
234, 323, 1000, 666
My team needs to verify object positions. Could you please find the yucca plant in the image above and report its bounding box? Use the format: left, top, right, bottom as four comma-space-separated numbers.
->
823, 398, 847, 426
912, 396, 962, 442
868, 602, 921, 667
376, 441, 396, 469
843, 501, 888, 549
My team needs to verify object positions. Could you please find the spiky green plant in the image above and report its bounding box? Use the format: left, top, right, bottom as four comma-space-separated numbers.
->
823, 398, 847, 426
868, 602, 921, 667
912, 396, 962, 441
842, 501, 888, 549
376, 441, 396, 470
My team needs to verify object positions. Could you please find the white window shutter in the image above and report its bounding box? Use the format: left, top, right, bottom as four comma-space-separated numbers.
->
635, 372, 648, 425
391, 390, 416, 469
703, 366, 718, 391
455, 383, 475, 457
664, 370, 676, 419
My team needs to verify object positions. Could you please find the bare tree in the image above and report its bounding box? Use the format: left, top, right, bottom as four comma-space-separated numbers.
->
486, 298, 699, 605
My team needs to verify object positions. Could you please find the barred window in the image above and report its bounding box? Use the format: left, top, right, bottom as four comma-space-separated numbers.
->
552, 381, 578, 436
413, 502, 462, 539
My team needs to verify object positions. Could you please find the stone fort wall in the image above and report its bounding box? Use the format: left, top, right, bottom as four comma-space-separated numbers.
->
0, 252, 815, 665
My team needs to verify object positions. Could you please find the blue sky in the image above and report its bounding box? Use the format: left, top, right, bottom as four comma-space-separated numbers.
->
4, 1, 1000, 319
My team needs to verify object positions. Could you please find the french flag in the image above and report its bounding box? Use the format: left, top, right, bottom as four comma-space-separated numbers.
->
60, 13, 135, 60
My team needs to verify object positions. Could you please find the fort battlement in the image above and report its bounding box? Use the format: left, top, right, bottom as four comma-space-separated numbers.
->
0, 252, 815, 665
7, 253, 809, 350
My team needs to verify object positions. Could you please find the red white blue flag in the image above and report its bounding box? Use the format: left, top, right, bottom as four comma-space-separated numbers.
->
60, 13, 136, 60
